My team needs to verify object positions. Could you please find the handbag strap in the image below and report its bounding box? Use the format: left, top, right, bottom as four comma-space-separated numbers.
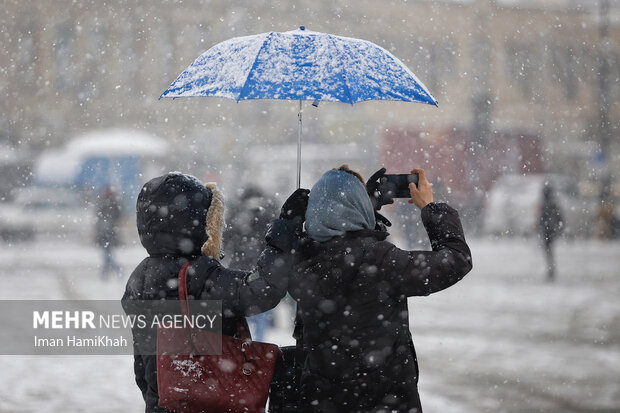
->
178, 262, 192, 318
177, 261, 249, 342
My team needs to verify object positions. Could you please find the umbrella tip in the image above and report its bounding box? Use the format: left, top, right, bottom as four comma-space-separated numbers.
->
299, 26, 306, 31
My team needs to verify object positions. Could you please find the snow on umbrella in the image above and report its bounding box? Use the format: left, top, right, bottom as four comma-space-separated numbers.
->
160, 26, 437, 187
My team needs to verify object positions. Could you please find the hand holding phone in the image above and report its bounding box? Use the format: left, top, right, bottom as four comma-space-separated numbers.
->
366, 167, 395, 210
407, 168, 433, 209
379, 173, 419, 198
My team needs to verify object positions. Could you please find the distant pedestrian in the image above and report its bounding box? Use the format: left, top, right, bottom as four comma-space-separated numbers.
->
594, 201, 615, 240
95, 186, 122, 279
225, 187, 277, 269
594, 178, 617, 240
225, 186, 278, 341
538, 184, 564, 281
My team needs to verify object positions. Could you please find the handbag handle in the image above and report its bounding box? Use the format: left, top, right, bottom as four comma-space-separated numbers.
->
177, 261, 250, 344
178, 262, 192, 318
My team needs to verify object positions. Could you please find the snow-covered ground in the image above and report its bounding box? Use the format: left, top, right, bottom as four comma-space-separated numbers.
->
0, 236, 618, 412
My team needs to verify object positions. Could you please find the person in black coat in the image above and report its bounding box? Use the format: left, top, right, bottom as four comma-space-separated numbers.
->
225, 187, 279, 341
121, 173, 295, 413
94, 186, 122, 279
538, 184, 564, 281
271, 166, 472, 413
225, 187, 277, 269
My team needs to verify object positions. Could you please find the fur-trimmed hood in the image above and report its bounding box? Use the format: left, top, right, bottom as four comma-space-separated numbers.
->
136, 173, 225, 258
201, 182, 225, 258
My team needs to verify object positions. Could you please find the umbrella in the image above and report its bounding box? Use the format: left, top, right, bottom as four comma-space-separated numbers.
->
160, 26, 437, 187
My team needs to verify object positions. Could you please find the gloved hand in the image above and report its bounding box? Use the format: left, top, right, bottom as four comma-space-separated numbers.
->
280, 188, 310, 221
366, 167, 395, 211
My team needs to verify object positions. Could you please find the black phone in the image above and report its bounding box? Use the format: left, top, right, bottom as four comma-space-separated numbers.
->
379, 174, 419, 198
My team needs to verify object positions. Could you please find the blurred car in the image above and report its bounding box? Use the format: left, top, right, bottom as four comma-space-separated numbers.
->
482, 174, 595, 238
0, 186, 94, 242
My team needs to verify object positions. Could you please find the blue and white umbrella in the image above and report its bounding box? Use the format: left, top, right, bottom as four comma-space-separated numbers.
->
161, 27, 437, 186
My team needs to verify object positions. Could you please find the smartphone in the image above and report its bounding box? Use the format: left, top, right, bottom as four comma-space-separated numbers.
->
379, 174, 419, 198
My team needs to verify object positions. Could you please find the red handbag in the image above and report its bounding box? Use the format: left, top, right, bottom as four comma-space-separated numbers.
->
157, 262, 281, 413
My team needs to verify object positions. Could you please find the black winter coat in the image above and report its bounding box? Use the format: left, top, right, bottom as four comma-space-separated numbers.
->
539, 196, 563, 244
94, 191, 121, 247
122, 251, 288, 413
121, 173, 293, 413
285, 202, 472, 413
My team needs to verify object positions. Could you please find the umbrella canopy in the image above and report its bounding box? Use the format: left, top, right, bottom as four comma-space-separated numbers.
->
161, 27, 437, 105
161, 27, 437, 186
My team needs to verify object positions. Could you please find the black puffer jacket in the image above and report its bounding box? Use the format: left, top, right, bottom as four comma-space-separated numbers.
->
285, 202, 472, 413
121, 173, 291, 413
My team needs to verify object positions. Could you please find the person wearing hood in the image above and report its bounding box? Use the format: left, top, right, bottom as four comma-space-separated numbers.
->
121, 172, 297, 413
278, 165, 472, 413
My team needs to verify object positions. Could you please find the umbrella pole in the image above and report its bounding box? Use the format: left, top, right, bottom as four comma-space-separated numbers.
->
297, 100, 302, 189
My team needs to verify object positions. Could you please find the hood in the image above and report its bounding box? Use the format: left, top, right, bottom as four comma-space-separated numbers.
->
136, 172, 225, 258
305, 170, 376, 242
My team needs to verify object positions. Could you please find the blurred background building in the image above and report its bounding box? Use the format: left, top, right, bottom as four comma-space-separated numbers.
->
1, 0, 618, 239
